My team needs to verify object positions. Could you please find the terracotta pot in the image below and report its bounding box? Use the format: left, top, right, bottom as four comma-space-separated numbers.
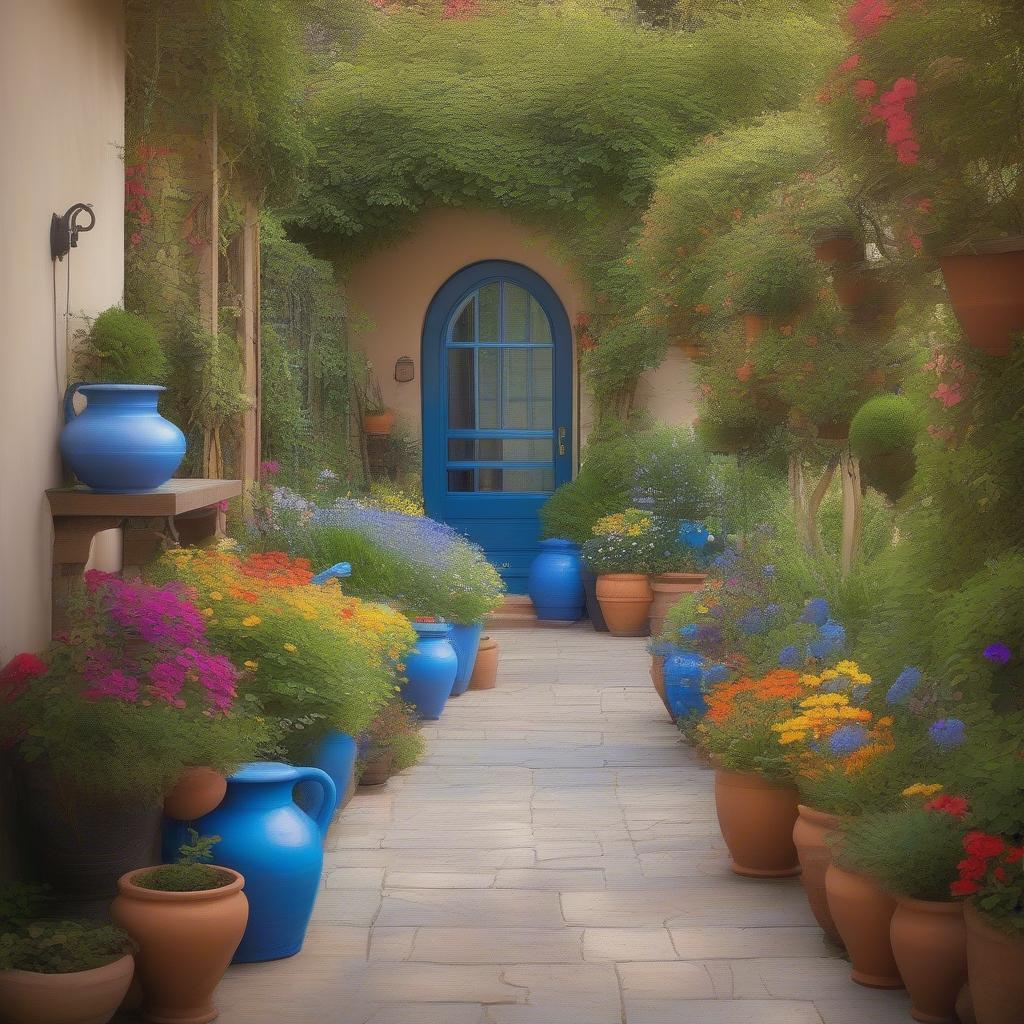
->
359, 749, 395, 787
596, 574, 653, 637
0, 954, 134, 1024
742, 313, 767, 344
649, 655, 673, 720
891, 897, 966, 1023
814, 231, 863, 267
825, 865, 903, 989
956, 983, 977, 1024
362, 409, 395, 436
713, 769, 800, 878
649, 573, 706, 637
163, 768, 227, 822
793, 805, 845, 944
111, 867, 248, 1024
832, 268, 873, 312
468, 636, 499, 690
964, 902, 1024, 1024
940, 241, 1024, 357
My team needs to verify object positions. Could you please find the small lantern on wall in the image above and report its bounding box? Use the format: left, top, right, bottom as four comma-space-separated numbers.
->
394, 356, 415, 383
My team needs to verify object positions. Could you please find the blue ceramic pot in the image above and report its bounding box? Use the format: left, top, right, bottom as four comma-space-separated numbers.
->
448, 622, 483, 696
163, 762, 335, 963
663, 649, 707, 719
60, 383, 186, 492
295, 730, 357, 820
528, 539, 584, 621
401, 622, 458, 720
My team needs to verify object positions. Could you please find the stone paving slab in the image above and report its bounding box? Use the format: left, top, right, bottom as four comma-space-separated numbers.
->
214, 626, 912, 1024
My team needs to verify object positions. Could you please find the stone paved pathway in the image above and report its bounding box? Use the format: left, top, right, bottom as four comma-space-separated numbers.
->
216, 627, 912, 1023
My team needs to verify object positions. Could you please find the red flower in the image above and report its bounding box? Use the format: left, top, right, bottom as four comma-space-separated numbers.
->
854, 79, 877, 99
925, 795, 969, 818
0, 652, 48, 702
964, 832, 1006, 861
838, 53, 862, 73
1008, 846, 1024, 864
951, 879, 980, 896
957, 857, 987, 882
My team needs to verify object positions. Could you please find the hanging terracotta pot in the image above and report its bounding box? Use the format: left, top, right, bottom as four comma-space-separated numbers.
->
793, 805, 845, 945
825, 865, 903, 989
0, 953, 135, 1024
963, 902, 1024, 1024
596, 574, 653, 637
713, 769, 800, 878
939, 240, 1024, 357
359, 749, 395, 788
112, 867, 248, 1024
890, 897, 966, 1024
468, 636, 499, 690
649, 573, 705, 636
362, 409, 396, 436
163, 767, 227, 822
649, 655, 672, 719
814, 231, 863, 267
742, 313, 767, 344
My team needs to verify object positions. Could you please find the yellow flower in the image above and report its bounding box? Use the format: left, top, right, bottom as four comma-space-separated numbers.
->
283, 643, 297, 653
242, 615, 262, 627
210, 591, 223, 601
201, 607, 214, 617
696, 605, 709, 614
902, 783, 943, 797
779, 731, 806, 745
244, 660, 259, 670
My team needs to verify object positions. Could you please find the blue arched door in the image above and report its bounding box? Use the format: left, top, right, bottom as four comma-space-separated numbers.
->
422, 261, 574, 594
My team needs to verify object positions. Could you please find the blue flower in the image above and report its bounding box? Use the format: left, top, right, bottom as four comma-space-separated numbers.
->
738, 608, 766, 636
929, 718, 966, 750
807, 619, 845, 660
778, 645, 802, 668
649, 640, 675, 658
762, 564, 776, 578
799, 598, 831, 627
886, 666, 922, 706
827, 724, 869, 756
702, 663, 731, 686
764, 603, 782, 619
679, 623, 699, 640
983, 643, 1012, 665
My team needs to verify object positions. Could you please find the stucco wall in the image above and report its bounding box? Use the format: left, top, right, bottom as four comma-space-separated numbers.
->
346, 206, 697, 465
0, 0, 125, 878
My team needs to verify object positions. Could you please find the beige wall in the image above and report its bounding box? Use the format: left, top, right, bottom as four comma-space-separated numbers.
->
0, 0, 126, 663
346, 206, 697, 466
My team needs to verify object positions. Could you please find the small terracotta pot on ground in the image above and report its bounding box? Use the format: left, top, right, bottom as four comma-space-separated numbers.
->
713, 769, 800, 878
890, 897, 966, 1023
825, 865, 903, 989
359, 750, 395, 788
468, 636, 499, 690
963, 902, 1024, 1024
596, 574, 653, 637
649, 573, 705, 637
362, 409, 396, 436
163, 768, 227, 822
0, 954, 135, 1024
111, 867, 248, 1024
792, 805, 845, 945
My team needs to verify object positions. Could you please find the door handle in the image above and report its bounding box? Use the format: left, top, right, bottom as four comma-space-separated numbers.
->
558, 426, 567, 457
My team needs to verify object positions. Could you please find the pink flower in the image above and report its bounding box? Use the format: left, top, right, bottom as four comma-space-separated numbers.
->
854, 79, 877, 99
848, 0, 893, 39
838, 53, 862, 73
260, 460, 281, 477
896, 140, 920, 165
931, 383, 963, 408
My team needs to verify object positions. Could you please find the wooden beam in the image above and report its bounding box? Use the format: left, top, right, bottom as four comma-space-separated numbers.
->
238, 199, 261, 488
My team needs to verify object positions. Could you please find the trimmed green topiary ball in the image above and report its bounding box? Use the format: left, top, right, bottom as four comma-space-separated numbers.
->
849, 394, 919, 460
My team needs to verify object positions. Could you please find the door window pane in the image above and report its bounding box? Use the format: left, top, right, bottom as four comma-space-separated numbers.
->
449, 468, 554, 493
478, 348, 500, 429
451, 296, 475, 342
529, 349, 552, 429
503, 284, 531, 342
530, 297, 552, 344
478, 282, 500, 341
448, 437, 553, 462
447, 349, 475, 429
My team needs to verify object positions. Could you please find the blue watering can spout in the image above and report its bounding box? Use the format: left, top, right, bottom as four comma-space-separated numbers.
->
311, 561, 352, 585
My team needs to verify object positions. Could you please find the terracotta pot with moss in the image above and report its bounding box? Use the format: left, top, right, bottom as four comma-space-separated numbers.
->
111, 833, 248, 1024
359, 749, 395, 787
713, 769, 800, 878
0, 917, 135, 1024
963, 903, 1024, 1024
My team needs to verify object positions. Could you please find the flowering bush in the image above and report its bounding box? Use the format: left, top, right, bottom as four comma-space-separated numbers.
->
0, 573, 267, 805
361, 699, 425, 773
592, 508, 652, 538
953, 831, 1024, 932
150, 546, 415, 751
581, 532, 658, 575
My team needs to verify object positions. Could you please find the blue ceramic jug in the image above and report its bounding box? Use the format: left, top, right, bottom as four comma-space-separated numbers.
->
164, 762, 335, 963
448, 622, 483, 696
60, 383, 186, 492
295, 730, 357, 820
663, 649, 707, 719
401, 622, 458, 720
528, 539, 584, 621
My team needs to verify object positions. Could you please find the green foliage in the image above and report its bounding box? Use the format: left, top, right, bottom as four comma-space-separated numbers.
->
850, 395, 920, 460
135, 829, 228, 892
0, 920, 135, 975
363, 700, 425, 772
74, 307, 168, 385
832, 808, 965, 901
697, 695, 797, 782
633, 425, 716, 522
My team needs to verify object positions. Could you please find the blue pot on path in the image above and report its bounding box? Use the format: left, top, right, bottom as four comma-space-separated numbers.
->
163, 762, 335, 963
448, 622, 483, 696
528, 539, 584, 621
60, 383, 186, 492
401, 622, 458, 720
663, 649, 707, 719
295, 730, 357, 820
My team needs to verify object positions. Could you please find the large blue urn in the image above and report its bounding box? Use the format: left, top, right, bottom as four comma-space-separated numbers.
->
448, 621, 484, 696
60, 383, 186, 492
164, 762, 335, 963
663, 649, 707, 719
400, 622, 458, 720
527, 539, 584, 621
295, 730, 357, 820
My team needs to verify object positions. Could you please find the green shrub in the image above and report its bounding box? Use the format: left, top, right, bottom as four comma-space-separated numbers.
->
849, 395, 920, 460
831, 807, 965, 901
634, 425, 716, 522
135, 830, 229, 893
75, 307, 168, 384
362, 700, 425, 773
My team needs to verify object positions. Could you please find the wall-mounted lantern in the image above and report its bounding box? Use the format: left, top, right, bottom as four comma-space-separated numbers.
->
394, 356, 415, 383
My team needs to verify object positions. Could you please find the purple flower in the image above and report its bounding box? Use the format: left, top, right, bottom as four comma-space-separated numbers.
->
799, 598, 830, 626
983, 643, 1012, 665
827, 724, 869, 756
929, 718, 966, 750
886, 666, 922, 705
702, 663, 731, 686
779, 645, 801, 668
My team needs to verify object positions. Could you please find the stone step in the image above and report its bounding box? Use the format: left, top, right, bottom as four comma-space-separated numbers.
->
486, 595, 584, 630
